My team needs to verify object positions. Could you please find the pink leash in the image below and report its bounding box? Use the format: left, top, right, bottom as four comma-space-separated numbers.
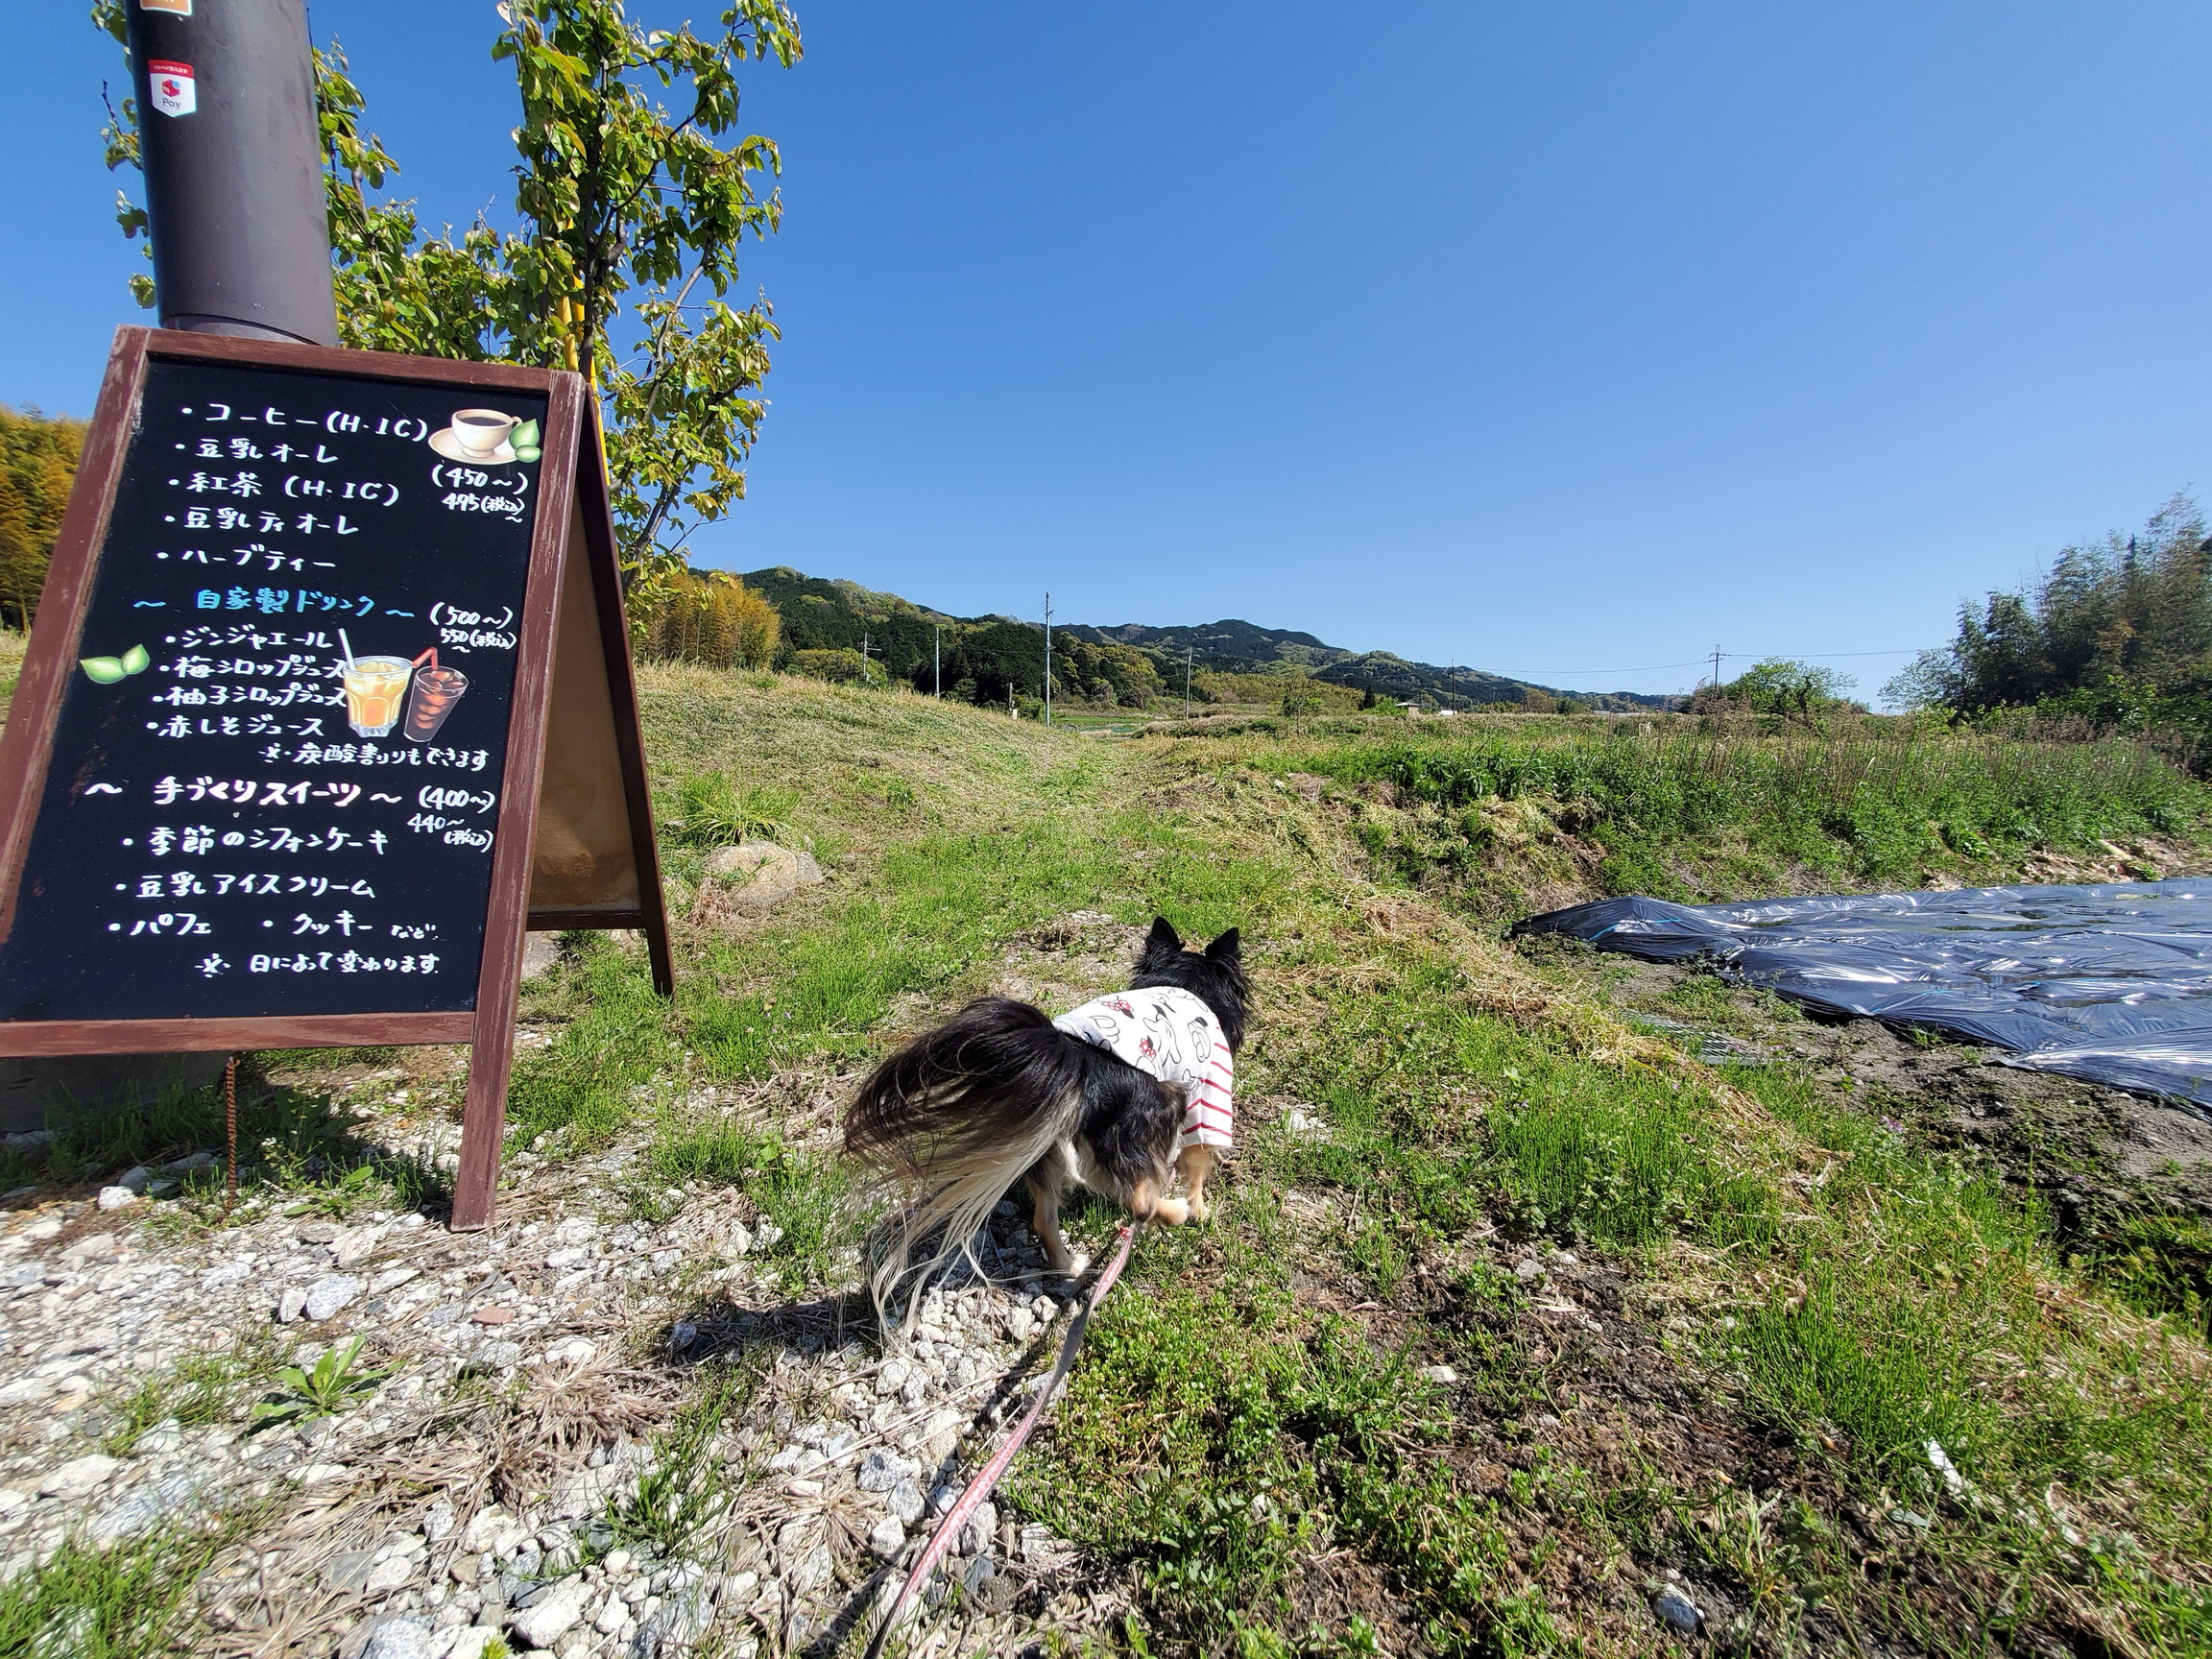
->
861, 1221, 1139, 1658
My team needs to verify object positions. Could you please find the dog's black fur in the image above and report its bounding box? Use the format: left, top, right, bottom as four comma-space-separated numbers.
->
845, 917, 1246, 1323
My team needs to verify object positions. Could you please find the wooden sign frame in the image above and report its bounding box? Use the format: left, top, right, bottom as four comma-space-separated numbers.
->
0, 327, 673, 1228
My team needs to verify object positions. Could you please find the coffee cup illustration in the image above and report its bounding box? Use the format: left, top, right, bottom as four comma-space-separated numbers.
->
429, 408, 520, 464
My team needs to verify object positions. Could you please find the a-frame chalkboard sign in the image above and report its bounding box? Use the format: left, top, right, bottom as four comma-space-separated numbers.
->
0, 328, 673, 1228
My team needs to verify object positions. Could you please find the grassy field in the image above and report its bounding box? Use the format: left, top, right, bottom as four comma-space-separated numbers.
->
517, 676, 2212, 1655
10, 663, 2212, 1655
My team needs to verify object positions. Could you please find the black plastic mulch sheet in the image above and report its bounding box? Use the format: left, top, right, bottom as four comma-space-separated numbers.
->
1512, 880, 2212, 1114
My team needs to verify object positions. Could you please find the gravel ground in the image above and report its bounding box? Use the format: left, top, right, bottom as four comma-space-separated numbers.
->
0, 1081, 1122, 1658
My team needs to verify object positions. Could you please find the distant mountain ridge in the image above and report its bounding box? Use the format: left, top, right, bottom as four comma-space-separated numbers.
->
735, 566, 1674, 711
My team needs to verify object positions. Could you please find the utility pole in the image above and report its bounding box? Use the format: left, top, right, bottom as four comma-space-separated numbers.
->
933, 625, 941, 697
1042, 593, 1053, 729
126, 0, 338, 344
1711, 645, 1722, 688
859, 633, 880, 684
1185, 645, 1193, 717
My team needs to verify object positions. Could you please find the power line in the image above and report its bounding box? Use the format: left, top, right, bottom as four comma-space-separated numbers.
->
1761, 648, 1927, 660
1476, 657, 1710, 678
1485, 647, 1929, 679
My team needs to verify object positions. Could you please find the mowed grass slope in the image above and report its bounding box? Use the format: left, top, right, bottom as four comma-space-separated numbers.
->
499, 680, 2212, 1657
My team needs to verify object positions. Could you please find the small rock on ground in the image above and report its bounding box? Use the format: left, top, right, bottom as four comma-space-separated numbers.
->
304, 1274, 363, 1321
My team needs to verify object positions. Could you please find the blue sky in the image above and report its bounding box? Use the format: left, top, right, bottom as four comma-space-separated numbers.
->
10, 3, 2212, 699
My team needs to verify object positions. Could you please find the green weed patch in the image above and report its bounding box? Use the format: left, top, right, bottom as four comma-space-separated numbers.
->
2086, 1212, 2212, 1338
99, 1331, 281, 1456
0, 1517, 243, 1657
506, 937, 683, 1151
1271, 970, 1774, 1257
607, 1362, 761, 1555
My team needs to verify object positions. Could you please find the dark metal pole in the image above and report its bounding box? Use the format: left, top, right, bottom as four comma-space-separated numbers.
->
223, 1054, 238, 1215
20, 1, 335, 1144
126, 0, 338, 345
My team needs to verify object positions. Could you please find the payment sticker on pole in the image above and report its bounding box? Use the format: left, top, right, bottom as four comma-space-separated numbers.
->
147, 60, 196, 118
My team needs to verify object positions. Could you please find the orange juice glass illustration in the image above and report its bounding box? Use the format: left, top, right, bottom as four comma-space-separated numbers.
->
403, 665, 469, 741
343, 655, 415, 738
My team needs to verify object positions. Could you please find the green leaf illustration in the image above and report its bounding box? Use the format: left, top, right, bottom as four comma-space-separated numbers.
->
80, 657, 127, 684
120, 643, 150, 676
510, 420, 541, 449
513, 445, 542, 464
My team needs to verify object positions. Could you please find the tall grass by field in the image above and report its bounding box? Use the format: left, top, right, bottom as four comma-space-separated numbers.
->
1280, 718, 2207, 896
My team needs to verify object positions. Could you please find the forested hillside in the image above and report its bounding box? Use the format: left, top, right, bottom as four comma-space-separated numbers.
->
736, 565, 1671, 712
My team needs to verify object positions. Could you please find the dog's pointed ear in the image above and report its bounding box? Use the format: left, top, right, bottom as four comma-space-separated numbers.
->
1141, 916, 1183, 964
1205, 927, 1241, 963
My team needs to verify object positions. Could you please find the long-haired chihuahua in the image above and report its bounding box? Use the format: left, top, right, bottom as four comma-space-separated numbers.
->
846, 917, 1247, 1328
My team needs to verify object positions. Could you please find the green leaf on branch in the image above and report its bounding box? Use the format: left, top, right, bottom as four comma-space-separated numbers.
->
92, 0, 803, 637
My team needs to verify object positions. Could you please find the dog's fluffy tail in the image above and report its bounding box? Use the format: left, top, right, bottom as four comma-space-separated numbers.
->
846, 997, 1086, 1332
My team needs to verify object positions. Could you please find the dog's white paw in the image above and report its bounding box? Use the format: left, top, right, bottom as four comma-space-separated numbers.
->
1050, 1252, 1092, 1279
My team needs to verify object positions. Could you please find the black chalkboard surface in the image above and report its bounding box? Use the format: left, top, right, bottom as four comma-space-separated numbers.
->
0, 329, 672, 1229
0, 359, 548, 1022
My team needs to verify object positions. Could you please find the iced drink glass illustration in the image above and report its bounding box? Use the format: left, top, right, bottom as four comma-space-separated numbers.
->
403, 664, 469, 742
343, 655, 415, 738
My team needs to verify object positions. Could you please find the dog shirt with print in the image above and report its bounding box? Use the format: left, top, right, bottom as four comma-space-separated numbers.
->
1052, 985, 1233, 1151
